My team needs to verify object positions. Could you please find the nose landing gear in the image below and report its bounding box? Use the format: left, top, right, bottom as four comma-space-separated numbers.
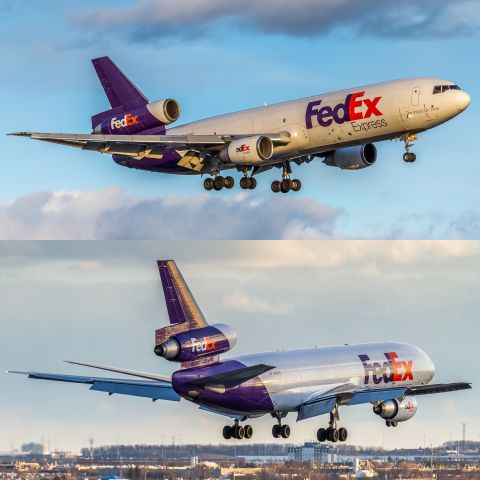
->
401, 133, 417, 163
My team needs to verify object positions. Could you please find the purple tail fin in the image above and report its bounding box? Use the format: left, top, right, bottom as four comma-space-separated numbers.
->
155, 260, 208, 346
91, 56, 148, 129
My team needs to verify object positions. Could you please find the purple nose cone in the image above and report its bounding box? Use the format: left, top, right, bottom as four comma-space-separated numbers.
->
172, 360, 274, 415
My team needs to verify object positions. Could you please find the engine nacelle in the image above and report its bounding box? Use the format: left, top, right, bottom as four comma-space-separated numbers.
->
373, 396, 417, 422
95, 98, 181, 134
146, 99, 181, 125
154, 323, 237, 362
220, 136, 274, 165
324, 144, 377, 170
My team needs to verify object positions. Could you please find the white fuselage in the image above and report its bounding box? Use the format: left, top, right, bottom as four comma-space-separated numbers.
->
169, 78, 470, 163
233, 341, 435, 414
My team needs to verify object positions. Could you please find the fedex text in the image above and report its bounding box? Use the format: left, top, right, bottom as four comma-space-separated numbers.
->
306, 91, 383, 129
358, 351, 413, 385
190, 336, 217, 353
111, 113, 139, 130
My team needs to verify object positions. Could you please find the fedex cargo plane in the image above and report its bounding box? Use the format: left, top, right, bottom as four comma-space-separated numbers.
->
9, 57, 470, 193
10, 261, 471, 443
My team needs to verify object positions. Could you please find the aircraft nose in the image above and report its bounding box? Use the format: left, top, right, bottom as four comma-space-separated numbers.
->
457, 90, 471, 111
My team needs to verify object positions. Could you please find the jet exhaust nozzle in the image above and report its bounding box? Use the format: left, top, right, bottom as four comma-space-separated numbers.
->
154, 338, 180, 360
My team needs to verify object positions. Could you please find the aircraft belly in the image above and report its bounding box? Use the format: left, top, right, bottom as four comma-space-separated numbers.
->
172, 360, 274, 415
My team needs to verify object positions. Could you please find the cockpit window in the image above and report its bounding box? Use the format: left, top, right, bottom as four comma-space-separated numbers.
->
433, 84, 461, 94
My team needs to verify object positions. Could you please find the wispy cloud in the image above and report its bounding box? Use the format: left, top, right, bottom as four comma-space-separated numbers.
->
223, 290, 294, 315
75, 0, 480, 42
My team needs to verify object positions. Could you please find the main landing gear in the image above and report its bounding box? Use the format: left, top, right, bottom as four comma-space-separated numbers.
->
222, 419, 253, 440
385, 420, 398, 427
240, 167, 257, 190
317, 406, 348, 443
203, 174, 235, 191
271, 161, 301, 193
271, 412, 290, 439
401, 133, 417, 163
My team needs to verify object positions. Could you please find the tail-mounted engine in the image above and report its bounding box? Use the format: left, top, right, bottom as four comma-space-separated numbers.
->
219, 136, 274, 165
94, 98, 181, 135
324, 143, 377, 170
154, 324, 237, 362
373, 396, 417, 422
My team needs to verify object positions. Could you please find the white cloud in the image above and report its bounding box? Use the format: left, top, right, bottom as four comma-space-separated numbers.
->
223, 290, 294, 315
0, 187, 341, 240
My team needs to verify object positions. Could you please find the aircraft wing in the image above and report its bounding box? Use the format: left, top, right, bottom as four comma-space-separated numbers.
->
8, 370, 180, 401
8, 132, 290, 157
405, 382, 471, 395
297, 381, 471, 421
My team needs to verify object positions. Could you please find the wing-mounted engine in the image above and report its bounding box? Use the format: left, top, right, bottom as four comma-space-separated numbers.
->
94, 99, 181, 135
154, 324, 237, 362
373, 396, 417, 423
324, 144, 377, 170
219, 136, 274, 165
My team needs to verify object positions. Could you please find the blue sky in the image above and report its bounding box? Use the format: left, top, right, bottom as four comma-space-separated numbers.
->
1, 241, 478, 451
0, 0, 479, 239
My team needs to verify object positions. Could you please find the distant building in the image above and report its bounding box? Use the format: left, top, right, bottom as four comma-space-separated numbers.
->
287, 443, 335, 464
20, 443, 44, 455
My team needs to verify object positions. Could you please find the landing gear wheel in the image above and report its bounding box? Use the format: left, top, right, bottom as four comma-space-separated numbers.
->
233, 425, 245, 439
386, 421, 391, 427
213, 176, 225, 190
223, 425, 232, 440
403, 152, 416, 163
271, 180, 281, 193
291, 179, 302, 192
280, 424, 290, 439
338, 427, 348, 442
317, 428, 327, 442
204, 178, 214, 191
248, 177, 257, 189
281, 179, 292, 193
240, 177, 248, 189
327, 427, 339, 443
224, 176, 234, 189
272, 424, 281, 438
244, 424, 253, 439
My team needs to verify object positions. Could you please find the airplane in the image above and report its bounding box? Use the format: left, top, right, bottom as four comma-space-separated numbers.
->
9, 260, 471, 443
9, 57, 470, 193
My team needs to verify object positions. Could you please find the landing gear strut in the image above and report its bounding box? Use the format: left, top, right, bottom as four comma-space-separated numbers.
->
271, 161, 301, 193
204, 173, 234, 191
271, 412, 290, 439
317, 404, 348, 443
401, 133, 417, 163
222, 419, 253, 440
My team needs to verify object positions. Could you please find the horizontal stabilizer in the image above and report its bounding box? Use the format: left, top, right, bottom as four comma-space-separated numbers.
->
188, 363, 275, 389
64, 360, 171, 383
8, 370, 180, 401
